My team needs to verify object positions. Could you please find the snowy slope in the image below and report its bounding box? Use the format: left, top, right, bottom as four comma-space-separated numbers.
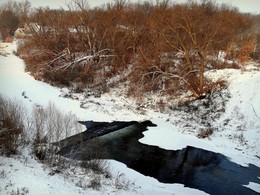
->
0, 41, 209, 195
205, 67, 260, 165
1, 41, 260, 194
0, 148, 208, 195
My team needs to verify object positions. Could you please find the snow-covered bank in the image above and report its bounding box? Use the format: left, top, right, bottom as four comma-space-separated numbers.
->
0, 148, 208, 195
141, 66, 260, 167
0, 41, 117, 122
1, 41, 260, 194
206, 67, 260, 165
0, 41, 209, 194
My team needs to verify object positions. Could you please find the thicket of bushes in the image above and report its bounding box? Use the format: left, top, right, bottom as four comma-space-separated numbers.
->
0, 96, 99, 178
0, 96, 26, 155
0, 95, 134, 191
0, 95, 82, 156
11, 0, 260, 99
0, 95, 108, 172
0, 0, 31, 41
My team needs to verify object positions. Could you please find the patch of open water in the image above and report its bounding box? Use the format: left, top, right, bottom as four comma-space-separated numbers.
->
57, 121, 260, 195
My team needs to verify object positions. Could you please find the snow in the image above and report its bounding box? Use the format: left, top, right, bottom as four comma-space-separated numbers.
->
139, 118, 216, 152
204, 67, 260, 166
1, 41, 260, 194
243, 182, 260, 193
0, 149, 208, 195
0, 152, 84, 195
109, 160, 208, 195
140, 66, 260, 166
1, 150, 69, 194
0, 42, 110, 121
0, 149, 139, 195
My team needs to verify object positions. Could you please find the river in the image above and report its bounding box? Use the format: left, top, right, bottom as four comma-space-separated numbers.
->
57, 120, 260, 195
1, 41, 260, 194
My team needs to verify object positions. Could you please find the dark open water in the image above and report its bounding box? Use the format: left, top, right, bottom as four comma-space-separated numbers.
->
57, 121, 260, 195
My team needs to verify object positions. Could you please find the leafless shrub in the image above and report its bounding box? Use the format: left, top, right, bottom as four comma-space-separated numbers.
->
80, 138, 110, 175
30, 102, 83, 145
114, 172, 134, 191
197, 128, 213, 139
30, 102, 83, 166
87, 176, 102, 190
0, 95, 83, 168
0, 95, 26, 155
81, 158, 110, 176
157, 99, 166, 112
33, 143, 63, 166
204, 79, 228, 96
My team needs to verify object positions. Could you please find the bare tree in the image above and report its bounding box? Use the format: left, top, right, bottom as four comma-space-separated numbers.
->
158, 1, 250, 97
0, 0, 31, 26
17, 0, 254, 98
0, 10, 19, 40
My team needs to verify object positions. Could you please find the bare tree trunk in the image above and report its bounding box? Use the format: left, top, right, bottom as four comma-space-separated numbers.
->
198, 51, 205, 96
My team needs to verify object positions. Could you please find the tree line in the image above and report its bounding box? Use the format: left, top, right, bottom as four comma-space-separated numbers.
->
2, 0, 259, 99
0, 0, 31, 41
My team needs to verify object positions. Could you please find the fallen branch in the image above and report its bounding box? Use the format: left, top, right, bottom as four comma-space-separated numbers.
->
45, 48, 70, 68
141, 65, 199, 97
56, 55, 93, 71
55, 49, 113, 71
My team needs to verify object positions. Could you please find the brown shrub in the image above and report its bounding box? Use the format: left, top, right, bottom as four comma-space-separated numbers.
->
238, 38, 256, 63
203, 79, 228, 95
0, 96, 25, 155
4, 36, 13, 43
0, 117, 22, 155
197, 128, 213, 139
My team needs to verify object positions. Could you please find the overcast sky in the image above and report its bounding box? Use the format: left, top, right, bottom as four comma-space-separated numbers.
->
0, 0, 259, 14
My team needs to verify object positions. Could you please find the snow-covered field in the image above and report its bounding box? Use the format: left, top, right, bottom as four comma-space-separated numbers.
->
0, 41, 260, 194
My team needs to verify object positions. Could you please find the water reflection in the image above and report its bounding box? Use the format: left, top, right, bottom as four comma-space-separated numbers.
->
57, 121, 260, 195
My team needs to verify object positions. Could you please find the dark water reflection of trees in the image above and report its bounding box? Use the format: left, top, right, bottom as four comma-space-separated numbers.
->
57, 121, 260, 195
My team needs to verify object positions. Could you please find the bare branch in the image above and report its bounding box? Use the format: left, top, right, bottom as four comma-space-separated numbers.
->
55, 49, 113, 71
140, 65, 199, 97
45, 48, 69, 67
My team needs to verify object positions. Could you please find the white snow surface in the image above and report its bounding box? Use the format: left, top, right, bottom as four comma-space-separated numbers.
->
1, 41, 260, 194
